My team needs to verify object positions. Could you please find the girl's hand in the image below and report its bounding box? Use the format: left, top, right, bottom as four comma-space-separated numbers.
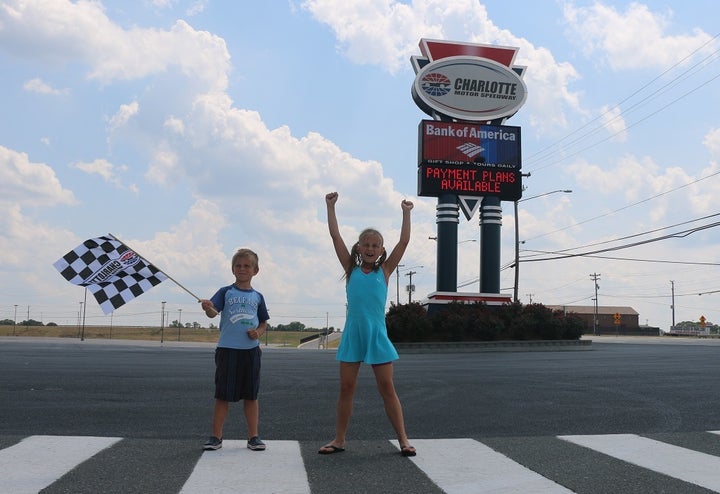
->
326, 192, 338, 205
401, 199, 414, 211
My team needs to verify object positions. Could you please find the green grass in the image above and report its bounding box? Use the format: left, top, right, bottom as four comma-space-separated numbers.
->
0, 324, 324, 347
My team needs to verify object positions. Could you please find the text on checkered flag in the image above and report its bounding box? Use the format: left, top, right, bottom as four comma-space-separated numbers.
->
53, 236, 168, 314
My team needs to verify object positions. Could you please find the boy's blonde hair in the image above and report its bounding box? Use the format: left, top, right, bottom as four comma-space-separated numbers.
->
231, 248, 259, 269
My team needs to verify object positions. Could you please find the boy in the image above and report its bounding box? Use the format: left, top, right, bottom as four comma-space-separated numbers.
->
200, 248, 269, 451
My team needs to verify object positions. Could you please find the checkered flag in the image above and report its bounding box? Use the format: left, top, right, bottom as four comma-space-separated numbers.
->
53, 235, 168, 314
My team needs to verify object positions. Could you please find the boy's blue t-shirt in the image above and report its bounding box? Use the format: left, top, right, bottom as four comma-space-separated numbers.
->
210, 285, 269, 349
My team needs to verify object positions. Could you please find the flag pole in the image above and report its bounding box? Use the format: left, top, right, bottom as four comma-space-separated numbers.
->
107, 233, 217, 315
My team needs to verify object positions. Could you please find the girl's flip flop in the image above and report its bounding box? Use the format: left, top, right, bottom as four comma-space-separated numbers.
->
400, 445, 417, 457
318, 444, 345, 454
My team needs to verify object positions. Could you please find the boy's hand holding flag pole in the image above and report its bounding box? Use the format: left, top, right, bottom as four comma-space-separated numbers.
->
53, 234, 217, 316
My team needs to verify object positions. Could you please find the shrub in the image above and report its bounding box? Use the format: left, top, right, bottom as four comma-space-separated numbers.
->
386, 301, 583, 343
386, 302, 433, 342
428, 303, 470, 341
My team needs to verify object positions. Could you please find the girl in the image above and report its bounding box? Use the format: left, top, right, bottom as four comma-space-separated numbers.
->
318, 191, 416, 457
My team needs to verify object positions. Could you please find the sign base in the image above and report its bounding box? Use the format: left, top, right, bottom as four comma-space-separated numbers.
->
423, 291, 512, 315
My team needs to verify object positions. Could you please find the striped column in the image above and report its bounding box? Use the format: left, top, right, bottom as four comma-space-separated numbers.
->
480, 196, 502, 293
435, 194, 459, 292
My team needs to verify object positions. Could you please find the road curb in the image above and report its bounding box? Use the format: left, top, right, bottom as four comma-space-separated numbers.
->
395, 339, 591, 353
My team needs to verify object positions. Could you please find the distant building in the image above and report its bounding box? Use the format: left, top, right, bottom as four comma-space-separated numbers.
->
546, 305, 658, 335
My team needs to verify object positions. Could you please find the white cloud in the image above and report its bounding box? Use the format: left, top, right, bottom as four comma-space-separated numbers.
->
563, 2, 716, 70
72, 158, 128, 188
22, 77, 69, 95
0, 146, 79, 283
303, 0, 440, 74
107, 101, 139, 131
0, 1, 231, 91
566, 153, 720, 223
599, 104, 628, 141
302, 0, 583, 131
685, 162, 720, 215
186, 0, 208, 16
146, 147, 180, 186
0, 202, 77, 271
567, 154, 658, 201
164, 116, 185, 135
138, 198, 229, 283
703, 128, 720, 157
0, 145, 77, 206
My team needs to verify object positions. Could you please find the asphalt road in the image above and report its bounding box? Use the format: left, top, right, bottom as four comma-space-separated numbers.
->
3, 336, 720, 493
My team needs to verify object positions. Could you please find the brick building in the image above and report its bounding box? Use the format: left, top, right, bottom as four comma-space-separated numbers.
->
546, 305, 656, 335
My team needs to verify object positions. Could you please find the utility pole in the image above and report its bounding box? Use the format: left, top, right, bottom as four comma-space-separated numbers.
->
670, 280, 675, 331
406, 271, 417, 303
590, 273, 601, 335
513, 200, 520, 303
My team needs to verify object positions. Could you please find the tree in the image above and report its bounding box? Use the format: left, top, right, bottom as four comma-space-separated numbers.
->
275, 321, 306, 332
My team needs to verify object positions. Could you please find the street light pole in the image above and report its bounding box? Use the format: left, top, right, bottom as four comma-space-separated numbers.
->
670, 280, 675, 332
80, 288, 87, 341
395, 264, 405, 305
178, 308, 182, 341
514, 189, 572, 303
161, 301, 166, 343
590, 273, 601, 334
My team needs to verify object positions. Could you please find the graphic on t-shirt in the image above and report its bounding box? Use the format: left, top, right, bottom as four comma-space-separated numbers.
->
229, 313, 254, 324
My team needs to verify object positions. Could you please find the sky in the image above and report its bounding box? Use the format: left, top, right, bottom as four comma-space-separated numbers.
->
1, 0, 719, 332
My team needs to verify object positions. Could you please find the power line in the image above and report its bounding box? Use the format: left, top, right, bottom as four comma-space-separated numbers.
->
522, 170, 720, 244
520, 216, 720, 263
524, 32, 720, 173
527, 211, 720, 255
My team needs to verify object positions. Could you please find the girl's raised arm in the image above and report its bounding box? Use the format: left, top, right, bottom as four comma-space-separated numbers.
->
326, 192, 350, 267
383, 199, 413, 279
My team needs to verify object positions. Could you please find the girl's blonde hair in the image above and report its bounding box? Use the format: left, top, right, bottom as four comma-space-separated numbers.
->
343, 228, 386, 280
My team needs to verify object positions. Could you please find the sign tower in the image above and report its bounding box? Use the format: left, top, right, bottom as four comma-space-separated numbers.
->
411, 39, 527, 309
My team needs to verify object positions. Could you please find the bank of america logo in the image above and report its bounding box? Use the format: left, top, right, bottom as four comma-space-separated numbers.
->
457, 142, 484, 158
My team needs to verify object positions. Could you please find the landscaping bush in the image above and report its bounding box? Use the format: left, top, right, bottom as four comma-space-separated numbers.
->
428, 303, 470, 341
386, 301, 584, 343
385, 302, 433, 342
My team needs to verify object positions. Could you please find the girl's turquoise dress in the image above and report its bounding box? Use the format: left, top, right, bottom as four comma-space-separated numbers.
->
336, 267, 399, 364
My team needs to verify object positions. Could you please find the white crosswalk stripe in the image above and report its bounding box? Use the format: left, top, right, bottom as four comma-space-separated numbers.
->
390, 439, 573, 493
180, 440, 310, 494
3, 433, 720, 493
559, 433, 720, 492
0, 435, 121, 494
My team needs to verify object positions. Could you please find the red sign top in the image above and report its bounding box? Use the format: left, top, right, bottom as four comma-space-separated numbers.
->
419, 39, 518, 67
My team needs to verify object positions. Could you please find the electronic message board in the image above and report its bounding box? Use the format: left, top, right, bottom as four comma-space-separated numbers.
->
418, 163, 522, 200
417, 120, 522, 200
